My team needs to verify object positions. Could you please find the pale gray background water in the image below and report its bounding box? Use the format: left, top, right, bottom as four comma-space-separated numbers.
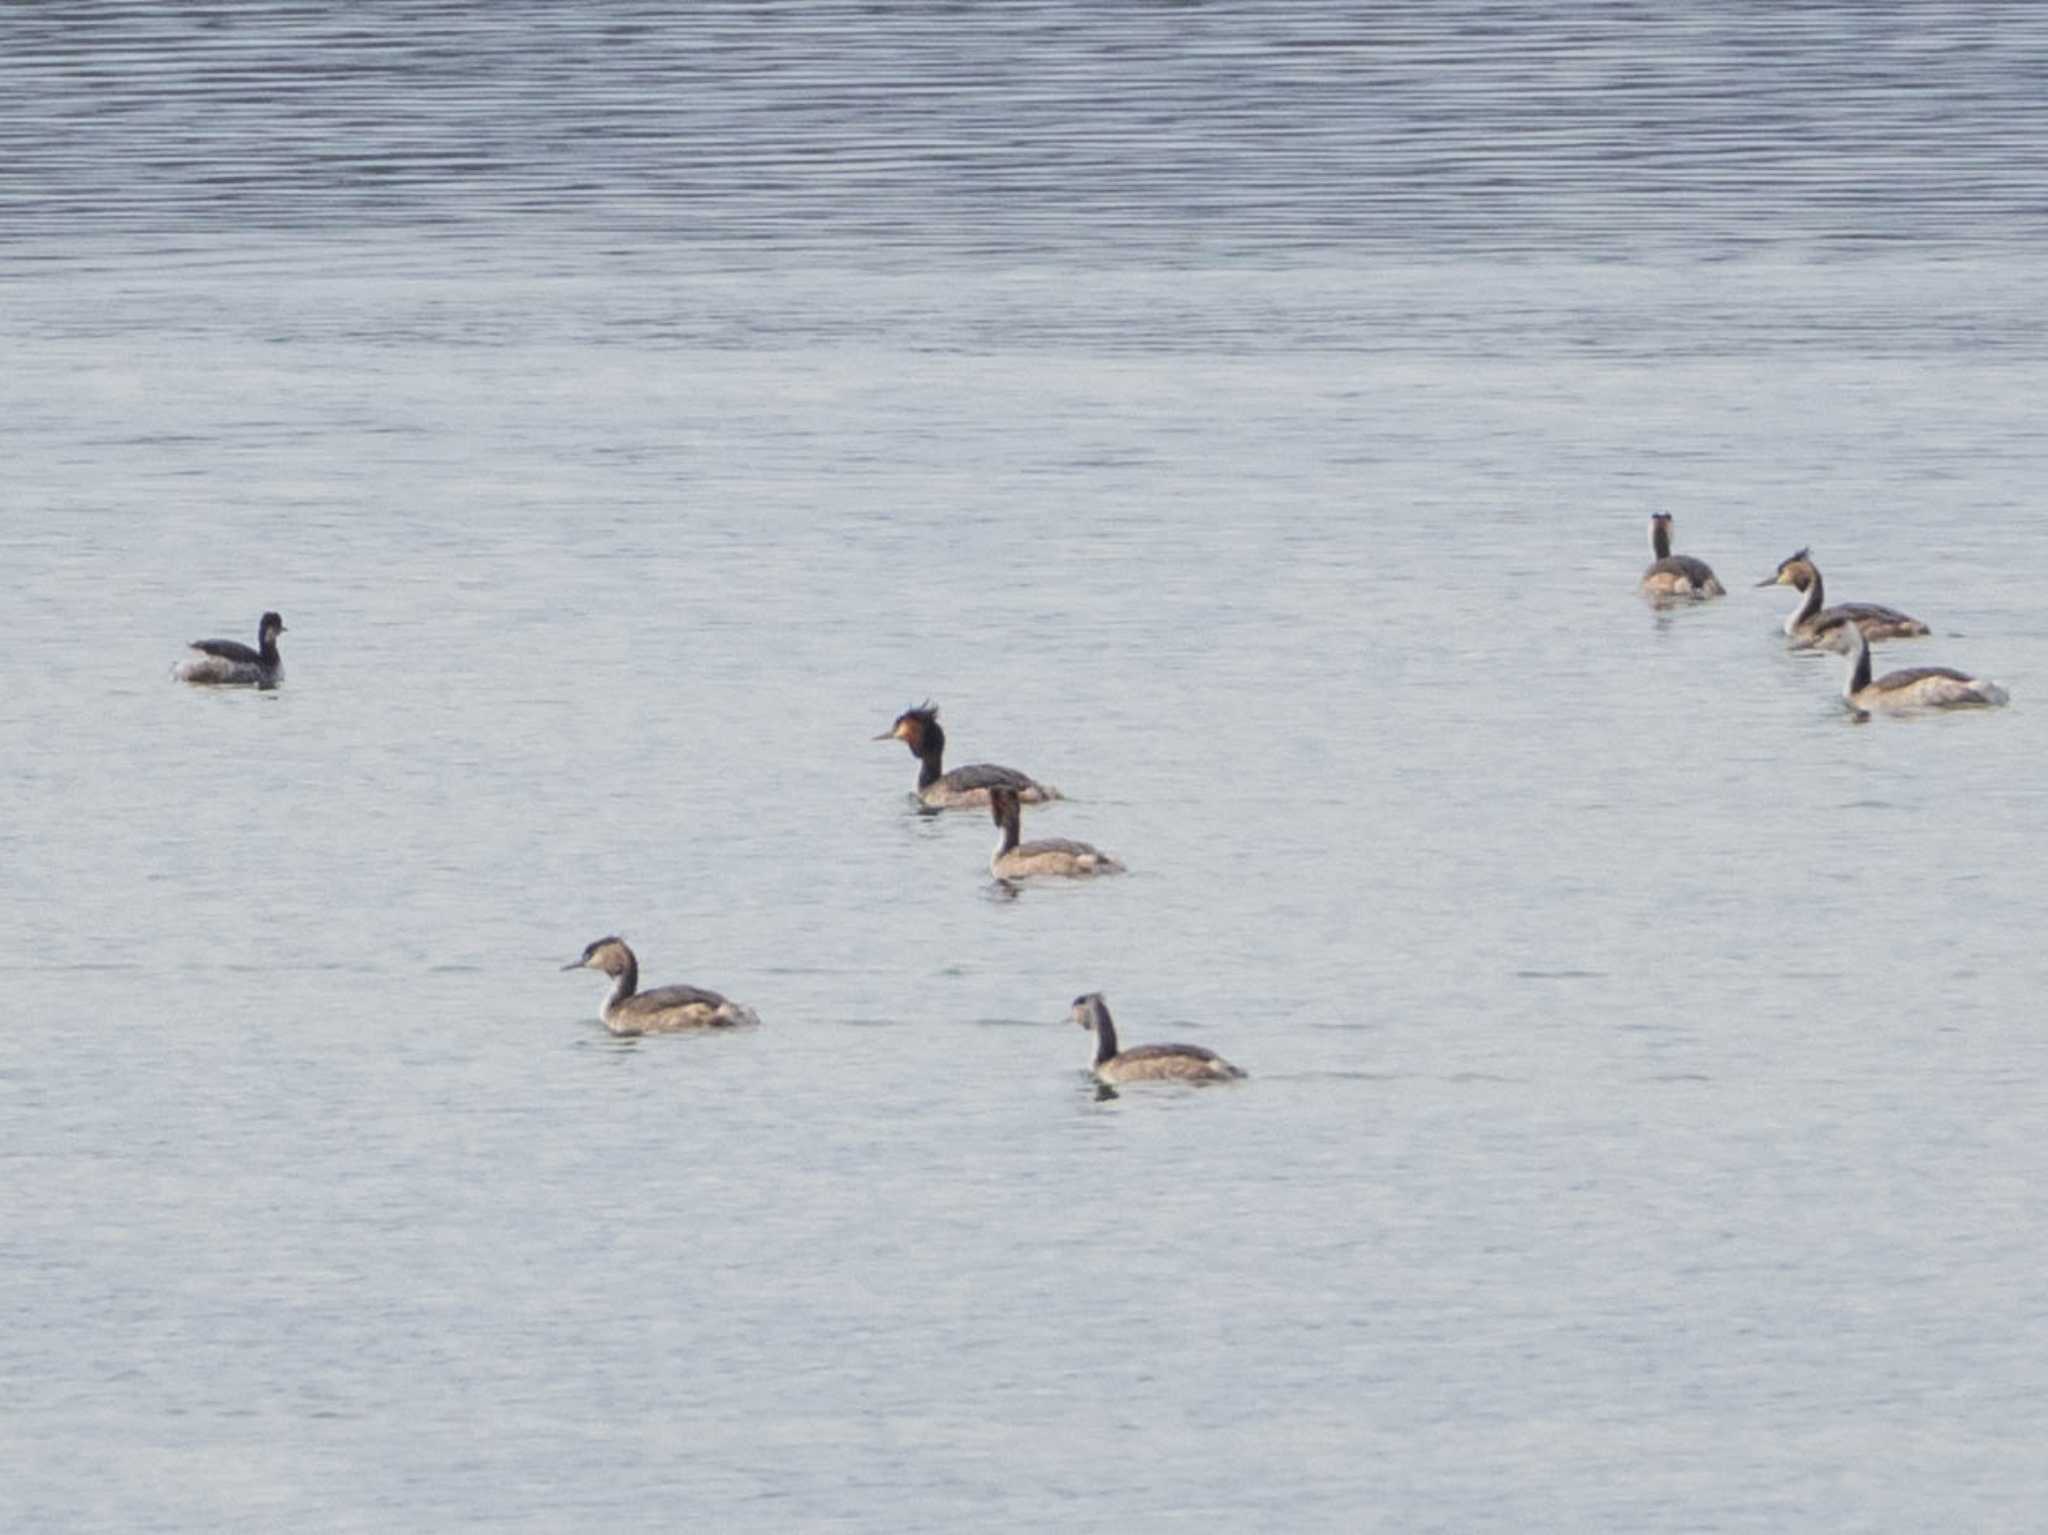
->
5, 5, 2048, 1530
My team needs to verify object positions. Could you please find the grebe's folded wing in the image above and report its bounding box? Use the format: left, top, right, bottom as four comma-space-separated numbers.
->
942, 762, 1040, 792
1116, 1042, 1225, 1066
629, 983, 731, 1011
188, 638, 263, 663
1018, 837, 1104, 858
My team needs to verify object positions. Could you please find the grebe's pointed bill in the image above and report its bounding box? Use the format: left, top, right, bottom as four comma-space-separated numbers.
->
1754, 573, 1781, 588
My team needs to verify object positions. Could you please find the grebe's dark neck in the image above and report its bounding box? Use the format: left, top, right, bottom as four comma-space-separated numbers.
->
609, 952, 639, 1006
259, 634, 281, 665
1650, 520, 1672, 560
1845, 629, 1872, 696
916, 723, 947, 790
996, 800, 1021, 855
1090, 999, 1119, 1065
1790, 570, 1823, 631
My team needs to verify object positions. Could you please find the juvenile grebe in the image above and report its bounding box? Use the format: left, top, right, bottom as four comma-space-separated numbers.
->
175, 611, 285, 686
562, 936, 762, 1035
1827, 622, 2008, 715
1071, 993, 1244, 1084
1638, 513, 1725, 602
1757, 549, 1929, 648
875, 702, 1060, 810
988, 785, 1123, 880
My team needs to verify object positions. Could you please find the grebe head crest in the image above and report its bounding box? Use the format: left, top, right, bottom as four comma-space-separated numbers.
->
1070, 992, 1107, 1028
875, 700, 940, 749
988, 785, 1021, 823
1758, 548, 1816, 589
260, 611, 287, 639
563, 935, 633, 974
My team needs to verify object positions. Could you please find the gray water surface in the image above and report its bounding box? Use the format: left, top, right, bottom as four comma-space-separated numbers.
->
5, 6, 2048, 1531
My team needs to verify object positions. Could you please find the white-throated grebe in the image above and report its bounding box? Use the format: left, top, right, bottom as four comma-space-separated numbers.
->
1827, 622, 2008, 715
875, 702, 1061, 810
1757, 549, 1930, 648
989, 785, 1122, 880
1071, 993, 1244, 1084
562, 937, 762, 1035
175, 611, 285, 686
1638, 513, 1724, 602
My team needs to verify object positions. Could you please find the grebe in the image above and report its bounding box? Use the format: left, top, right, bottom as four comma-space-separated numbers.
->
875, 702, 1060, 810
989, 786, 1123, 881
562, 937, 762, 1035
1071, 993, 1244, 1084
175, 611, 285, 686
1638, 513, 1724, 602
1827, 622, 2008, 715
1757, 549, 1929, 648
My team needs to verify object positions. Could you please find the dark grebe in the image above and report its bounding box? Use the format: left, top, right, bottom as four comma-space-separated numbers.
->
875, 702, 1061, 810
176, 611, 285, 686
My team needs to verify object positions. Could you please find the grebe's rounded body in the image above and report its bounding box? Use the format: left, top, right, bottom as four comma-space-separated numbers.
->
1638, 514, 1724, 602
562, 937, 762, 1035
176, 611, 285, 686
1071, 993, 1243, 1084
1758, 549, 1929, 648
1828, 623, 2007, 715
988, 786, 1122, 880
876, 703, 1060, 810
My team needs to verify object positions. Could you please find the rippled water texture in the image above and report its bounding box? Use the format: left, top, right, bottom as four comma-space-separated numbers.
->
5, 0, 2048, 257
5, 5, 2048, 1531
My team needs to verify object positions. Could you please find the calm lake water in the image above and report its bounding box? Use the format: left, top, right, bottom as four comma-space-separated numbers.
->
6, 5, 2048, 1530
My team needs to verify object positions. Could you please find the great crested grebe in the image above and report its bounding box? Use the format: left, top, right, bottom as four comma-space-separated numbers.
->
988, 785, 1122, 881
875, 702, 1061, 810
1827, 622, 2008, 716
1638, 513, 1724, 602
1757, 549, 1930, 648
175, 611, 285, 686
562, 936, 762, 1035
1070, 993, 1244, 1084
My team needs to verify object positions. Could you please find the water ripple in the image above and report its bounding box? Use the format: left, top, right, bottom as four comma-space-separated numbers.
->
3, 1, 2045, 260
